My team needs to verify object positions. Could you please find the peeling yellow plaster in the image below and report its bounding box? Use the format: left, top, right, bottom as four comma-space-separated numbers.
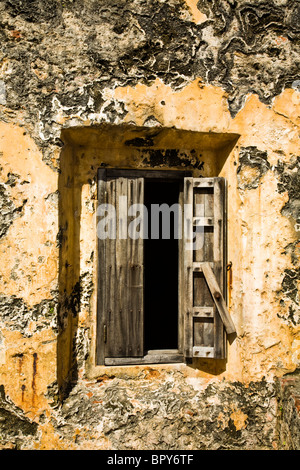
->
272, 88, 300, 128
114, 78, 232, 133
230, 409, 248, 431
230, 93, 300, 159
0, 122, 58, 306
181, 0, 208, 24
0, 328, 56, 419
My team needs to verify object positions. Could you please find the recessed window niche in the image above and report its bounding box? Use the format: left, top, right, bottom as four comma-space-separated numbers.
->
57, 124, 239, 394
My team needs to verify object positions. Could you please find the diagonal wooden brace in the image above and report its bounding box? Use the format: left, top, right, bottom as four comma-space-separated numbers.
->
202, 262, 236, 335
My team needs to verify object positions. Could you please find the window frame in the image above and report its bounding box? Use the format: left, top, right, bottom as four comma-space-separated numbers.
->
96, 168, 234, 366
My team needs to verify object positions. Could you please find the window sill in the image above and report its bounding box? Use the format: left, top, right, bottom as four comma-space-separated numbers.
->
104, 350, 184, 366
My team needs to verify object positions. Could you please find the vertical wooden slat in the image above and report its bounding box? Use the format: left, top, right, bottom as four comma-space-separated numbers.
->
204, 190, 214, 262
127, 178, 134, 356
113, 177, 128, 356
183, 177, 193, 357
193, 188, 205, 263
213, 178, 224, 286
96, 169, 107, 365
105, 178, 117, 357
223, 178, 228, 304
193, 317, 214, 346
213, 178, 226, 358
126, 177, 144, 356
223, 178, 228, 356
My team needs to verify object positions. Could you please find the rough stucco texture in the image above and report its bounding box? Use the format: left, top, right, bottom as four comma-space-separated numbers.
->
0, 0, 300, 449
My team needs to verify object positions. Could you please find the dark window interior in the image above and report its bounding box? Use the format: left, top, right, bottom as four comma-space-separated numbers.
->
144, 179, 180, 351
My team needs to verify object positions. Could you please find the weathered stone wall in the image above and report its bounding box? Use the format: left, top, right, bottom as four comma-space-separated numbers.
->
277, 373, 300, 450
0, 0, 299, 449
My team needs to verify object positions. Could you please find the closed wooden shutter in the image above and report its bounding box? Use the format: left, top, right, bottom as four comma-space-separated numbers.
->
183, 177, 235, 359
96, 169, 144, 364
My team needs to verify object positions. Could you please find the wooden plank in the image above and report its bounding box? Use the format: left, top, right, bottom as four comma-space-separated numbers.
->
193, 317, 214, 347
147, 349, 180, 355
204, 187, 214, 264
193, 178, 214, 188
192, 307, 214, 318
96, 169, 107, 365
192, 346, 215, 358
193, 217, 214, 226
193, 185, 214, 266
223, 178, 228, 303
223, 178, 228, 359
106, 169, 192, 180
213, 178, 224, 287
193, 272, 215, 352
193, 273, 215, 308
193, 182, 215, 351
193, 185, 205, 264
213, 178, 226, 357
106, 178, 117, 357
202, 262, 236, 335
126, 177, 144, 356
193, 261, 214, 271
105, 353, 184, 366
115, 178, 128, 351
183, 177, 194, 358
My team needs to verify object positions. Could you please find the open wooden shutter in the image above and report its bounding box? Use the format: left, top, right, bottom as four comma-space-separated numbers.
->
183, 177, 235, 360
97, 169, 144, 365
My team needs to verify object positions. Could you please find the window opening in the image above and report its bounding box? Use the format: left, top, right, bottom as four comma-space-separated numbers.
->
96, 169, 235, 366
144, 179, 180, 351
